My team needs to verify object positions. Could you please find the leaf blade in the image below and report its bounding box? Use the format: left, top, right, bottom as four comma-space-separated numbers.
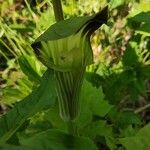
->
0, 69, 56, 144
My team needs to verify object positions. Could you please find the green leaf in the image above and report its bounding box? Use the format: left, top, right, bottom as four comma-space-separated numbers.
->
76, 105, 92, 131
122, 42, 138, 66
120, 125, 137, 137
81, 80, 112, 117
0, 69, 56, 144
20, 130, 97, 150
85, 72, 103, 88
82, 120, 116, 150
83, 120, 113, 139
0, 130, 97, 150
128, 12, 150, 35
0, 144, 30, 150
108, 108, 141, 128
2, 88, 28, 106
9, 22, 36, 33
1, 75, 33, 106
109, 0, 125, 9
76, 79, 112, 133
118, 111, 141, 127
129, 1, 150, 16
18, 54, 42, 83
91, 94, 113, 117
120, 123, 150, 150
45, 106, 67, 131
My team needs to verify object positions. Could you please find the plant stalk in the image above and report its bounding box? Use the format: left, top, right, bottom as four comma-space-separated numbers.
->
67, 120, 78, 136
52, 0, 64, 22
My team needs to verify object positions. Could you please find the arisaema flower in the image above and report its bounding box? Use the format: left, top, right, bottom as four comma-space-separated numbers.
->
31, 7, 108, 122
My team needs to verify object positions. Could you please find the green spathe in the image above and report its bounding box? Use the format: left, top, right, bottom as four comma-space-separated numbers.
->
31, 7, 108, 122
37, 28, 92, 71
32, 7, 107, 71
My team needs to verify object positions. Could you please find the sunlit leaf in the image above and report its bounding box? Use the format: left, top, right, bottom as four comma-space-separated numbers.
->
0, 69, 56, 144
18, 54, 42, 83
81, 80, 112, 117
128, 12, 150, 35
120, 123, 150, 150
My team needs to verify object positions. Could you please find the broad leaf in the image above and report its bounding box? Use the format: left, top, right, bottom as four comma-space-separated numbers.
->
0, 129, 100, 149
20, 129, 97, 150
45, 106, 67, 131
9, 23, 36, 33
18, 54, 42, 83
109, 0, 125, 9
83, 120, 113, 139
82, 120, 116, 150
128, 12, 150, 35
120, 123, 150, 150
76, 105, 92, 131
108, 107, 141, 129
129, 1, 150, 16
0, 144, 30, 150
76, 79, 112, 132
0, 69, 56, 144
122, 42, 138, 67
81, 80, 112, 117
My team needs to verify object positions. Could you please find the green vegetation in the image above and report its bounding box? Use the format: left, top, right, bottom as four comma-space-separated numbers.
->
0, 0, 150, 149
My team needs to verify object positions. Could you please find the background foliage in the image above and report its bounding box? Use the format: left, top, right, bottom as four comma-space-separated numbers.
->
0, 0, 150, 149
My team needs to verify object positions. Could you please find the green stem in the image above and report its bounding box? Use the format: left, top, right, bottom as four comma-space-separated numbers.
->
52, 0, 64, 22
67, 121, 78, 136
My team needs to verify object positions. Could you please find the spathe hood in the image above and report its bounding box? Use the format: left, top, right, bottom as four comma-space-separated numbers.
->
32, 6, 107, 44
31, 6, 108, 71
